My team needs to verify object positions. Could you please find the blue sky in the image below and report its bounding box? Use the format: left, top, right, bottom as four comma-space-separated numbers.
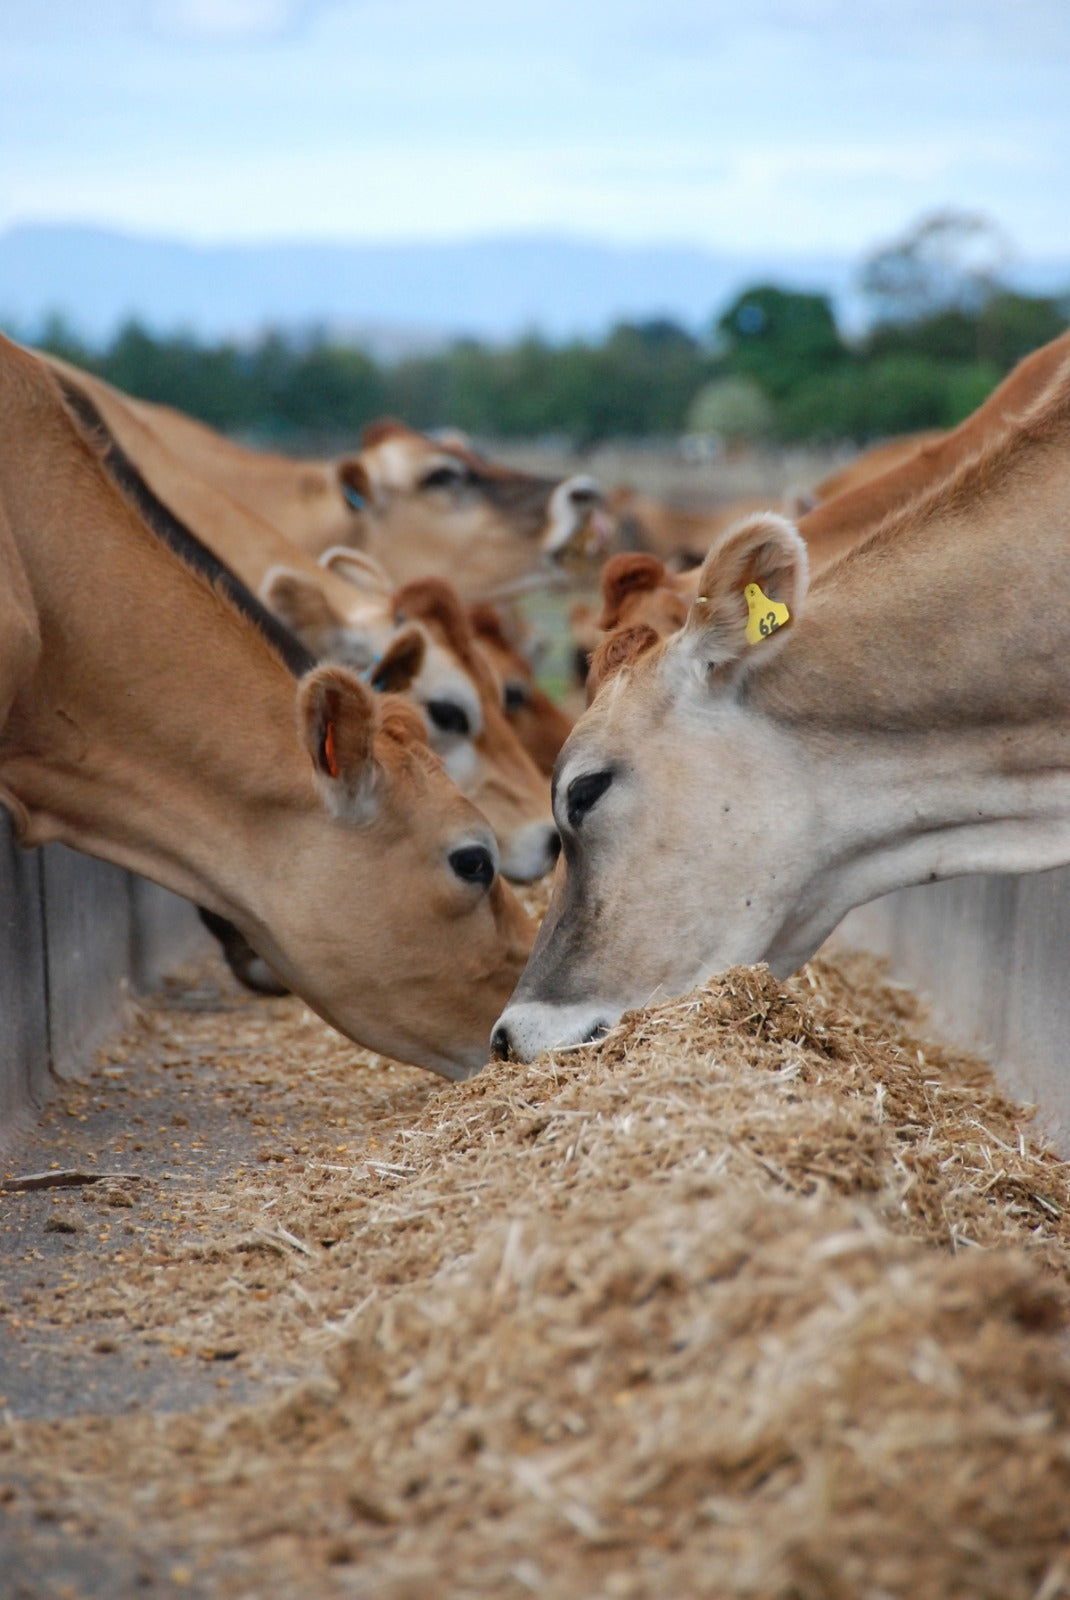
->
4, 0, 1070, 261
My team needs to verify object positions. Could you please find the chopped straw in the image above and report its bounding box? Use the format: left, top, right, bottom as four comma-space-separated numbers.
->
2, 945, 1070, 1598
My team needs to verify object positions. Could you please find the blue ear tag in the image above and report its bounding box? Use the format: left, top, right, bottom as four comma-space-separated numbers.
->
362, 653, 384, 690
342, 483, 367, 513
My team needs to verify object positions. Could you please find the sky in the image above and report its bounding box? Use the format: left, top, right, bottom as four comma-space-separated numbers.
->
3, 0, 1070, 263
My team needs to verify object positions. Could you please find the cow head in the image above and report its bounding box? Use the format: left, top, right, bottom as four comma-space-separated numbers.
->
264, 666, 535, 1079
334, 420, 613, 601
262, 560, 560, 882
491, 514, 812, 1061
393, 577, 560, 882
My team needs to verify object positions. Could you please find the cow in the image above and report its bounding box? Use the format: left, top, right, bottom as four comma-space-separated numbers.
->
579, 331, 1070, 678
795, 328, 1070, 569
468, 603, 573, 777
607, 486, 782, 567
796, 429, 947, 510
43, 359, 558, 884
0, 335, 533, 1080
491, 354, 1070, 1060
265, 556, 560, 882
111, 389, 612, 601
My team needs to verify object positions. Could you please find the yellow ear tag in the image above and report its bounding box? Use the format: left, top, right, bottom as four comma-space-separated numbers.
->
744, 582, 790, 646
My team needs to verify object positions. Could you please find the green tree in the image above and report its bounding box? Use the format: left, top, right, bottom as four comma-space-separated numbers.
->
777, 356, 1001, 443
975, 290, 1070, 370
859, 209, 1011, 325
714, 286, 846, 400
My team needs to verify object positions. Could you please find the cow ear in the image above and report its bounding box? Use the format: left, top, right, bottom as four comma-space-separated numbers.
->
682, 514, 808, 676
261, 566, 342, 643
368, 624, 426, 694
587, 624, 660, 702
597, 552, 668, 630
298, 665, 380, 821
319, 545, 392, 597
337, 457, 376, 515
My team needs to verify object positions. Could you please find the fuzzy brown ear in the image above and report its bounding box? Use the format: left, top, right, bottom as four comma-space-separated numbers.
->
368, 624, 427, 694
337, 457, 376, 515
587, 624, 660, 702
597, 552, 669, 630
683, 513, 808, 676
261, 566, 343, 644
298, 665, 379, 820
394, 578, 479, 666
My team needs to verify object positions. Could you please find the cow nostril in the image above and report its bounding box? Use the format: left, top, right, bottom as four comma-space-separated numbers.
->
491, 1026, 512, 1060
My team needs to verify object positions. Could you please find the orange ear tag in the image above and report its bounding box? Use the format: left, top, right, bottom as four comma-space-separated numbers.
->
323, 721, 339, 778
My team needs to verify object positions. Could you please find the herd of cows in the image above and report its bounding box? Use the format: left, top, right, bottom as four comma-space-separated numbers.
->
1, 327, 1069, 1080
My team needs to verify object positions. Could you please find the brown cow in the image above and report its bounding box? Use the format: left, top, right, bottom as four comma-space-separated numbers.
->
468, 603, 573, 777
118, 394, 612, 601
797, 330, 1070, 568
608, 486, 781, 566
42, 359, 558, 883
798, 429, 946, 509
583, 331, 1070, 670
266, 552, 559, 882
0, 335, 532, 1079
492, 356, 1070, 1060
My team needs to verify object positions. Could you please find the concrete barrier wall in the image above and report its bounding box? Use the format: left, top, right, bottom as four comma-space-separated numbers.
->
836, 866, 1070, 1152
5, 808, 1069, 1154
0, 811, 203, 1141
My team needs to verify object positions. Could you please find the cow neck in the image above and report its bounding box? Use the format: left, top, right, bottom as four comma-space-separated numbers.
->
0, 351, 318, 918
798, 330, 1070, 570
56, 364, 369, 604
132, 396, 340, 544
755, 375, 1070, 743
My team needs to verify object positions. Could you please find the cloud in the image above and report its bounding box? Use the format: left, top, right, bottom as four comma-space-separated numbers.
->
145, 0, 326, 42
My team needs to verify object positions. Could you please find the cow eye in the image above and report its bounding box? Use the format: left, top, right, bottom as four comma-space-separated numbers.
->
503, 681, 530, 713
566, 769, 613, 828
419, 464, 467, 492
448, 844, 495, 888
426, 699, 471, 737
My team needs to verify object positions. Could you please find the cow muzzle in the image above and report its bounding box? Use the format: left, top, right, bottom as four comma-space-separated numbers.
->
491, 999, 613, 1062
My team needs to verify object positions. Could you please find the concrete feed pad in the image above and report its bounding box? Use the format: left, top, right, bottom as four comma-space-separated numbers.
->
1, 951, 1070, 1599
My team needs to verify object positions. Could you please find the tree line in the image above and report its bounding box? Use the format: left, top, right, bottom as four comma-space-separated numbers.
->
19, 213, 1070, 450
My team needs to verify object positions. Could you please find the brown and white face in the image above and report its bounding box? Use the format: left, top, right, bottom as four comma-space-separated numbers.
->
391, 579, 560, 882
263, 562, 560, 882
337, 421, 611, 600
492, 515, 815, 1062
254, 669, 535, 1080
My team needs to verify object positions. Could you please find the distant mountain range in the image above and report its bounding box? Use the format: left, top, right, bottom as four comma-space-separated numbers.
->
2, 224, 1069, 354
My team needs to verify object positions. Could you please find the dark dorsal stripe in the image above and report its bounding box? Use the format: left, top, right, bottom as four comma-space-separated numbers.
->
59, 378, 316, 680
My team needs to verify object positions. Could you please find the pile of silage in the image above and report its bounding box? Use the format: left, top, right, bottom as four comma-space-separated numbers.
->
3, 955, 1070, 1599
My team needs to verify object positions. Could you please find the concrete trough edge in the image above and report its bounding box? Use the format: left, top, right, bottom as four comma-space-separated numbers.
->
835, 866, 1070, 1155
0, 811, 203, 1154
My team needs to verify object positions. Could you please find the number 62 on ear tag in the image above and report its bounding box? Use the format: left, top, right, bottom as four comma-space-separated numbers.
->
744, 582, 790, 646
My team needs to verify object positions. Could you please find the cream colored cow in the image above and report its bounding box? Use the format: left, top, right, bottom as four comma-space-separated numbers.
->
493, 356, 1070, 1059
